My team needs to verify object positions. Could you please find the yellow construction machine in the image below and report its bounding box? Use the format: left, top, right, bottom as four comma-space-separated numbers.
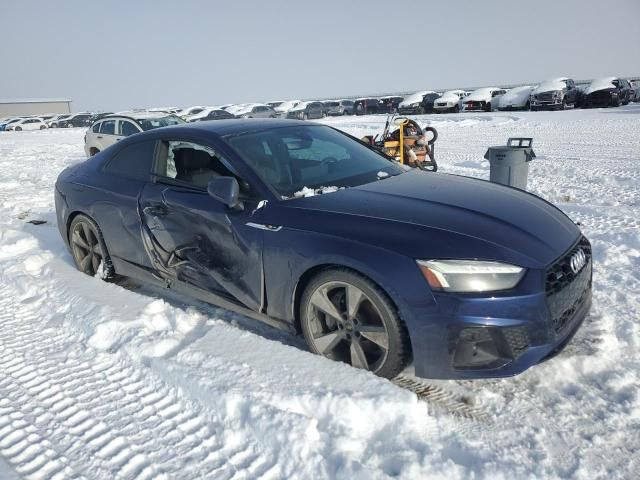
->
362, 115, 438, 171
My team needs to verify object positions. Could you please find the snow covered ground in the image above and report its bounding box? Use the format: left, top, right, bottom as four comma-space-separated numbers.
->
1, 106, 639, 479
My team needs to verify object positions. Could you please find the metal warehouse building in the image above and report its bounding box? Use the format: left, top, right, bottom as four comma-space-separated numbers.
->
0, 98, 72, 117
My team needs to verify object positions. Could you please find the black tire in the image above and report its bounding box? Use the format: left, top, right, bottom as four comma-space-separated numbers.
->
484, 102, 491, 112
68, 214, 115, 280
453, 104, 460, 113
300, 268, 410, 378
15, 126, 22, 131
40, 125, 46, 130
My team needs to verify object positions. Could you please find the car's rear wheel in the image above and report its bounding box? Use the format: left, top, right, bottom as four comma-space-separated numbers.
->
69, 214, 114, 280
15, 126, 22, 131
301, 269, 410, 378
40, 125, 46, 130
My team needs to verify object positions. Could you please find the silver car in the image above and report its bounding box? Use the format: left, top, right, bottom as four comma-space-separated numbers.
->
84, 112, 184, 157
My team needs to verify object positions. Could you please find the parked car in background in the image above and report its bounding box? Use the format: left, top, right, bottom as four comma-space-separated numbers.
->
89, 112, 114, 123
420, 92, 441, 114
48, 114, 71, 128
36, 114, 58, 122
530, 78, 581, 111
274, 100, 301, 118
433, 90, 468, 113
56, 119, 592, 380
0, 117, 25, 131
354, 98, 382, 115
187, 108, 236, 122
463, 87, 507, 112
398, 91, 436, 114
498, 86, 535, 111
582, 77, 634, 108
84, 112, 184, 157
286, 101, 325, 120
177, 106, 207, 119
57, 113, 94, 128
266, 101, 285, 109
5, 117, 47, 131
323, 100, 354, 116
233, 104, 277, 118
379, 96, 404, 114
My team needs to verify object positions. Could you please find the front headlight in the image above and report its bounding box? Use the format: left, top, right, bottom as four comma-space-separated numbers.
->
417, 260, 525, 293
411, 102, 420, 107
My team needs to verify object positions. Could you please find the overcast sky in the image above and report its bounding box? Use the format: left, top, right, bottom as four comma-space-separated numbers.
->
1, 0, 638, 111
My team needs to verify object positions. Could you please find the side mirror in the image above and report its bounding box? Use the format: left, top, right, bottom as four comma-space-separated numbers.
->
207, 176, 242, 209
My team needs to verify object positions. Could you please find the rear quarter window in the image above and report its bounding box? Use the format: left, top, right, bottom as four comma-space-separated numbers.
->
102, 140, 156, 181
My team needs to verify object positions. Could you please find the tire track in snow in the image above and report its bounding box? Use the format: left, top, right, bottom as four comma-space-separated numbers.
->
0, 284, 277, 480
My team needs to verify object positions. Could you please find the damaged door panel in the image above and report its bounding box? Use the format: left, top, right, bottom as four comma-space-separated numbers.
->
139, 182, 265, 311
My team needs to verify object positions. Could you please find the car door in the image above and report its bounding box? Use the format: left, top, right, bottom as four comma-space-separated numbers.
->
93, 139, 158, 269
97, 119, 121, 150
138, 137, 265, 311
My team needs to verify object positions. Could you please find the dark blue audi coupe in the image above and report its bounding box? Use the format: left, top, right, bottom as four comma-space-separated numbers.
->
55, 119, 592, 379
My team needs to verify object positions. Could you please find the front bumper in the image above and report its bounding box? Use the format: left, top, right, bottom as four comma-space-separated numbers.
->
404, 237, 593, 379
397, 106, 422, 114
530, 100, 563, 110
464, 100, 488, 111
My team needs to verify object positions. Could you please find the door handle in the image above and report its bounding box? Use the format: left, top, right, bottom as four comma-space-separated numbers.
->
144, 205, 169, 216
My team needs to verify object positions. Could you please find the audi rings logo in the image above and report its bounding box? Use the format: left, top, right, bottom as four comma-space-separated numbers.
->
570, 249, 586, 274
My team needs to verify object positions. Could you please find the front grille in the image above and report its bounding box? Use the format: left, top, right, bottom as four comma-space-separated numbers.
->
545, 237, 592, 334
436, 102, 448, 107
538, 92, 555, 102
502, 326, 530, 357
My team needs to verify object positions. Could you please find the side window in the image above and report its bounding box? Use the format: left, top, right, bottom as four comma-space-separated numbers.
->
103, 140, 156, 181
100, 120, 116, 135
92, 122, 102, 133
119, 121, 139, 137
154, 141, 236, 189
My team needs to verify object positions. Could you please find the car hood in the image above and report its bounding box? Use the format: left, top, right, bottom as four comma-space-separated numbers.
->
399, 92, 431, 107
585, 77, 616, 95
466, 89, 495, 101
501, 87, 533, 104
275, 171, 579, 268
533, 80, 566, 94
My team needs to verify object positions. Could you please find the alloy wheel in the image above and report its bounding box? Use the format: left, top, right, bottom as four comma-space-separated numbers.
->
305, 281, 389, 372
70, 220, 104, 276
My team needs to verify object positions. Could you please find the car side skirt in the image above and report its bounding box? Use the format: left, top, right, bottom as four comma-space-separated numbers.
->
111, 256, 297, 335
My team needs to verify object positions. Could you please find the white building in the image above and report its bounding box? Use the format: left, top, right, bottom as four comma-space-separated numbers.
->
0, 98, 72, 117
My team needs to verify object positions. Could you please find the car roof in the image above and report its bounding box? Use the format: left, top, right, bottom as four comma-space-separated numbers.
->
133, 118, 317, 138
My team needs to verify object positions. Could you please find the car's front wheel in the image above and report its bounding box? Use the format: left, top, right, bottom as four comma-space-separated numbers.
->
300, 269, 410, 378
68, 214, 114, 280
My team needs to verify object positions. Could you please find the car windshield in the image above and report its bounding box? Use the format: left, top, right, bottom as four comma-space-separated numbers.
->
136, 116, 185, 130
227, 125, 404, 198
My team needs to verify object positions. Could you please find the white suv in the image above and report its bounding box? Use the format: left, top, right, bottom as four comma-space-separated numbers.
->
84, 112, 184, 157
5, 117, 48, 131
